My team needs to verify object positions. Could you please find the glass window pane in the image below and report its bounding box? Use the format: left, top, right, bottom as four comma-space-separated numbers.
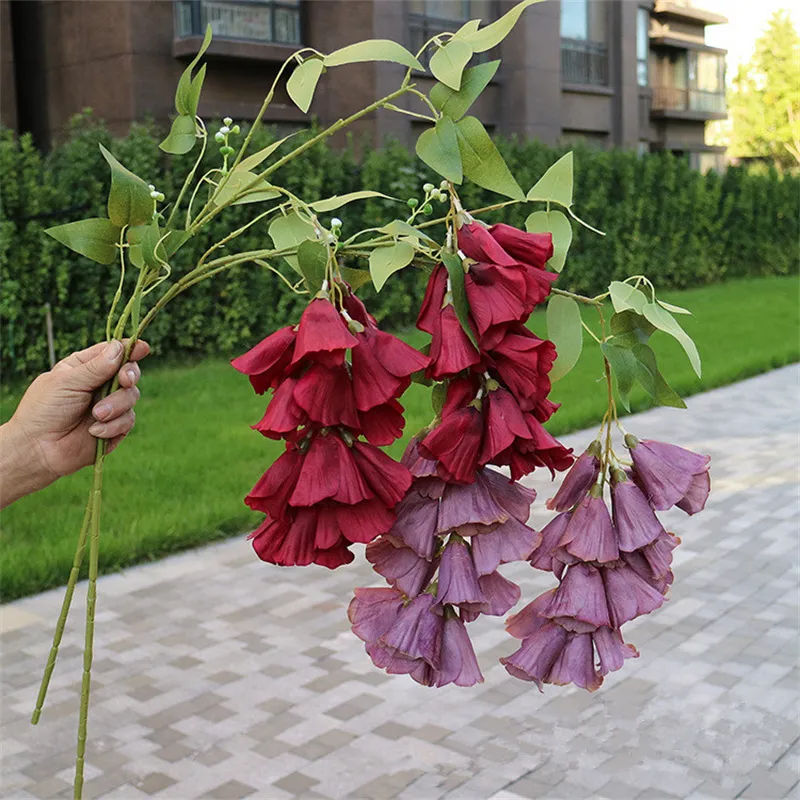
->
561, 0, 588, 40
637, 8, 649, 61
637, 60, 648, 87
425, 0, 468, 20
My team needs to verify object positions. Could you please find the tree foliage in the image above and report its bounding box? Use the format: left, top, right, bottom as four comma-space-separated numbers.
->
727, 10, 800, 169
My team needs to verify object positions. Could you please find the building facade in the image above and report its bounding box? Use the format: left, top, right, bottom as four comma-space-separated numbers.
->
1, 0, 727, 166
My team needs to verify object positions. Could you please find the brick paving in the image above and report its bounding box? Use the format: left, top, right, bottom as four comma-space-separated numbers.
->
1, 365, 798, 800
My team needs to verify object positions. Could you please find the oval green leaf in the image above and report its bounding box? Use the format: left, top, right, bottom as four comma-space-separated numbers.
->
416, 117, 463, 184
369, 241, 415, 292
159, 114, 197, 155
323, 40, 423, 70
631, 343, 687, 408
45, 218, 121, 265
215, 171, 281, 207
237, 133, 297, 172
310, 191, 396, 213
287, 58, 324, 114
268, 212, 316, 274
547, 295, 583, 381
524, 209, 572, 272
100, 144, 154, 227
609, 281, 648, 314
642, 301, 702, 377
601, 341, 637, 411
527, 151, 574, 206
455, 116, 524, 200
430, 38, 473, 91
430, 60, 500, 121
297, 239, 328, 294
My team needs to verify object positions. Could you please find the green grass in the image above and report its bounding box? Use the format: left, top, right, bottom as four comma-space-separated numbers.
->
2, 275, 798, 602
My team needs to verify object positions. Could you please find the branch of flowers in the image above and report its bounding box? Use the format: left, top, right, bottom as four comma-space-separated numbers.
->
550, 287, 602, 306
166, 118, 208, 231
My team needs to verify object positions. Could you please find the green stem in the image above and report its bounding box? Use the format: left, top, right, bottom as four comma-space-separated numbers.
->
30, 495, 92, 725
166, 118, 207, 230
551, 287, 602, 306
74, 437, 105, 800
105, 230, 128, 340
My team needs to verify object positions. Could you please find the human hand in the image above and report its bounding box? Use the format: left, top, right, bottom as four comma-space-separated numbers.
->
1, 340, 150, 507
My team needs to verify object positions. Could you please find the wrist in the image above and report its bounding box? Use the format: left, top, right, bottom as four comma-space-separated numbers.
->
0, 419, 58, 508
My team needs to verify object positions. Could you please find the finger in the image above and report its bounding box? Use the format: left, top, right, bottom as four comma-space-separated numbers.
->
117, 362, 141, 389
126, 340, 151, 362
91, 387, 140, 422
106, 432, 129, 455
60, 341, 125, 391
57, 339, 150, 371
88, 409, 135, 439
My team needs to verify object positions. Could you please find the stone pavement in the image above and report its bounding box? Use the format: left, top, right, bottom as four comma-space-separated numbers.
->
2, 365, 799, 800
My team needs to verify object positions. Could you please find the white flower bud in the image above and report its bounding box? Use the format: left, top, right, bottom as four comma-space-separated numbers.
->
150, 190, 160, 199
214, 132, 225, 143
330, 217, 343, 228
440, 180, 448, 191
223, 116, 233, 126
148, 184, 155, 191
219, 126, 230, 135
423, 182, 434, 192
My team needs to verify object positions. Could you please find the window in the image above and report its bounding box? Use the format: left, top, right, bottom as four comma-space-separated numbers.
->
560, 1, 608, 86
652, 49, 725, 113
175, 0, 302, 46
636, 7, 649, 87
408, 1, 494, 65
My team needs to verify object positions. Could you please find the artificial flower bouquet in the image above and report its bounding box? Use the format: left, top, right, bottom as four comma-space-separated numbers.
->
33, 2, 709, 796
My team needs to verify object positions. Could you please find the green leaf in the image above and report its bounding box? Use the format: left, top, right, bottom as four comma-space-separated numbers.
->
453, 19, 482, 40
525, 210, 572, 272
461, 0, 545, 53
379, 220, 437, 245
162, 229, 190, 257
159, 114, 197, 155
370, 241, 415, 292
237, 134, 297, 172
339, 266, 372, 291
455, 116, 524, 200
429, 39, 473, 91
609, 310, 656, 348
657, 298, 692, 315
45, 218, 120, 264
430, 60, 500, 121
527, 151, 574, 205
431, 382, 447, 415
609, 281, 648, 314
416, 117, 463, 184
215, 171, 281, 207
186, 63, 207, 118
546, 295, 583, 381
631, 343, 687, 408
642, 301, 702, 377
268, 212, 316, 274
175, 24, 212, 115
601, 342, 637, 411
100, 144, 154, 227
128, 221, 167, 270
323, 40, 423, 70
441, 251, 479, 349
296, 240, 328, 294
310, 191, 396, 213
287, 58, 324, 114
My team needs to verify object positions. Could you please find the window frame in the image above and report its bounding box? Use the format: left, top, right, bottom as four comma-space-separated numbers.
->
636, 6, 649, 88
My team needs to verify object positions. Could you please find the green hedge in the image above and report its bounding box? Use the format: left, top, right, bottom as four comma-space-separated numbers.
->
2, 114, 798, 379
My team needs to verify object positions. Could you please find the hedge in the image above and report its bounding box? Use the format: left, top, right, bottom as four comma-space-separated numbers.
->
1, 114, 798, 379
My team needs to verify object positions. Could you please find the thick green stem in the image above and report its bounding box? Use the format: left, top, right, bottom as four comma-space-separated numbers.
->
30, 496, 92, 724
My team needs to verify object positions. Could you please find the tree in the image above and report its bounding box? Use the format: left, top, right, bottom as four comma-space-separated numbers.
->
727, 10, 800, 169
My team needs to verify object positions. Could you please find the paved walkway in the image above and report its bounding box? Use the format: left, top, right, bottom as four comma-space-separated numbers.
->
2, 366, 799, 800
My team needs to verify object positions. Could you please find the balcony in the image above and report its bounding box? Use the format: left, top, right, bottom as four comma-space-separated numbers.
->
651, 86, 726, 119
175, 0, 301, 45
561, 38, 609, 87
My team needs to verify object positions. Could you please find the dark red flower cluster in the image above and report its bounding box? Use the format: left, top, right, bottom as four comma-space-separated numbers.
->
417, 222, 573, 482
233, 288, 429, 568
502, 436, 710, 691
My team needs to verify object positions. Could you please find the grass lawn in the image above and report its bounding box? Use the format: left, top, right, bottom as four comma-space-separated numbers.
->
2, 275, 798, 602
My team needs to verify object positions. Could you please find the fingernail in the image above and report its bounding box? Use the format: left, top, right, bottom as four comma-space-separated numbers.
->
104, 340, 123, 361
88, 422, 106, 437
126, 368, 138, 384
93, 403, 111, 421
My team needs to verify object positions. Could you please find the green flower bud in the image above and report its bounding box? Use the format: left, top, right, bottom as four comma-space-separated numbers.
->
422, 203, 433, 215
156, 192, 165, 202
423, 182, 434, 192
407, 198, 419, 208
214, 132, 225, 143
223, 116, 233, 126
231, 125, 240, 135
439, 180, 448, 191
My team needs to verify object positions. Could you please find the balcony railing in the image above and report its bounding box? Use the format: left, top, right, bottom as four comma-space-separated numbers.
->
175, 0, 301, 45
561, 38, 609, 87
651, 86, 726, 114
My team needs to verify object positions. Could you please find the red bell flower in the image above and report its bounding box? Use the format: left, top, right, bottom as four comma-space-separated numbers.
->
231, 325, 296, 394
419, 405, 483, 483
487, 223, 554, 271
464, 263, 530, 337
292, 298, 358, 366
428, 304, 480, 380
358, 399, 406, 446
417, 265, 447, 335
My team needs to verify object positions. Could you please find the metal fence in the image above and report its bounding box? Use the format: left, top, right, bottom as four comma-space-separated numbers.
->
561, 38, 609, 86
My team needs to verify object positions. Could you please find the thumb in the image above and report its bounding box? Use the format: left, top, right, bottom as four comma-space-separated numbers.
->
63, 340, 125, 391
